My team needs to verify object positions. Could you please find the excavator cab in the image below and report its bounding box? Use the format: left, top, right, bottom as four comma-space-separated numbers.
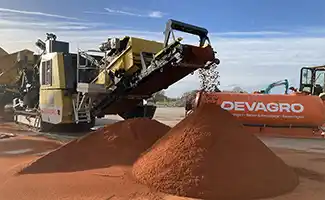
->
299, 66, 325, 96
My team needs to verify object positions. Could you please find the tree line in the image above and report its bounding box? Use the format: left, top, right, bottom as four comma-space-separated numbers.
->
150, 86, 247, 107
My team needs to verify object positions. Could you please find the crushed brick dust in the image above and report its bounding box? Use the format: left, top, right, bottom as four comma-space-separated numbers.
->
132, 104, 299, 200
19, 118, 170, 174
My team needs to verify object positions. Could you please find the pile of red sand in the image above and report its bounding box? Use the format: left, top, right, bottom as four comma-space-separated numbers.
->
20, 118, 170, 174
132, 104, 299, 200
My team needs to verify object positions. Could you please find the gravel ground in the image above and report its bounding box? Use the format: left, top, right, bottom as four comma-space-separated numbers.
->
1, 107, 324, 153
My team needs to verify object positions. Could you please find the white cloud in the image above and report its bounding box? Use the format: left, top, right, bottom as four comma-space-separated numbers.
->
83, 11, 110, 15
0, 7, 80, 20
148, 11, 164, 18
0, 19, 106, 30
104, 8, 144, 17
85, 8, 165, 18
1, 9, 325, 97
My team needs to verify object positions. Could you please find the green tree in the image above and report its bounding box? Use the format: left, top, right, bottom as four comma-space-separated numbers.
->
152, 90, 168, 102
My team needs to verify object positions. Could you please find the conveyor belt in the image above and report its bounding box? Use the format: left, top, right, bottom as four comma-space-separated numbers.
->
93, 43, 217, 117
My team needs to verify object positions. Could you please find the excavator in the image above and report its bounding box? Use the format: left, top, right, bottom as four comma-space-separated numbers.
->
0, 19, 219, 132
253, 79, 290, 94
186, 65, 325, 138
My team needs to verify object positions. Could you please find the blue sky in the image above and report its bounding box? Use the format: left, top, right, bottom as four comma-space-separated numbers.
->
1, 0, 325, 97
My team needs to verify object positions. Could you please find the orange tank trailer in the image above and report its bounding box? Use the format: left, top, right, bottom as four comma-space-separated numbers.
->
192, 91, 325, 139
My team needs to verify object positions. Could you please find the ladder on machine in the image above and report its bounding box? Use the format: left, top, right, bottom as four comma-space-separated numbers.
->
72, 92, 92, 123
73, 48, 102, 124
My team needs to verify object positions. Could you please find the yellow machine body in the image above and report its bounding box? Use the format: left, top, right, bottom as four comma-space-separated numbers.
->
38, 37, 163, 125
39, 52, 74, 125
95, 37, 163, 88
12, 19, 219, 132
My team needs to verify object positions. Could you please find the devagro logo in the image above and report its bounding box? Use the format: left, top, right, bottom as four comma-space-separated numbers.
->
220, 101, 304, 113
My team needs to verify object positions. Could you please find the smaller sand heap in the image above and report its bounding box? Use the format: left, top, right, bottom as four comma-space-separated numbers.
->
20, 118, 170, 174
132, 104, 299, 200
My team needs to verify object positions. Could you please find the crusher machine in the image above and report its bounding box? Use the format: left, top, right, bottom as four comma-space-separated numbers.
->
0, 49, 37, 120
11, 19, 220, 132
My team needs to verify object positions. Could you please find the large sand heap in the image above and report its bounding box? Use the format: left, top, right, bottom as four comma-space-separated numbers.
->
20, 118, 170, 174
132, 104, 299, 200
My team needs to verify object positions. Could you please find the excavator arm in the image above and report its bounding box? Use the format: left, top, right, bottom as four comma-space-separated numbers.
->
264, 79, 289, 94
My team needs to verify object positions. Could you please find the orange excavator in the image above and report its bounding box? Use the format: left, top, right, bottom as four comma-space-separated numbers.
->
186, 65, 325, 139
